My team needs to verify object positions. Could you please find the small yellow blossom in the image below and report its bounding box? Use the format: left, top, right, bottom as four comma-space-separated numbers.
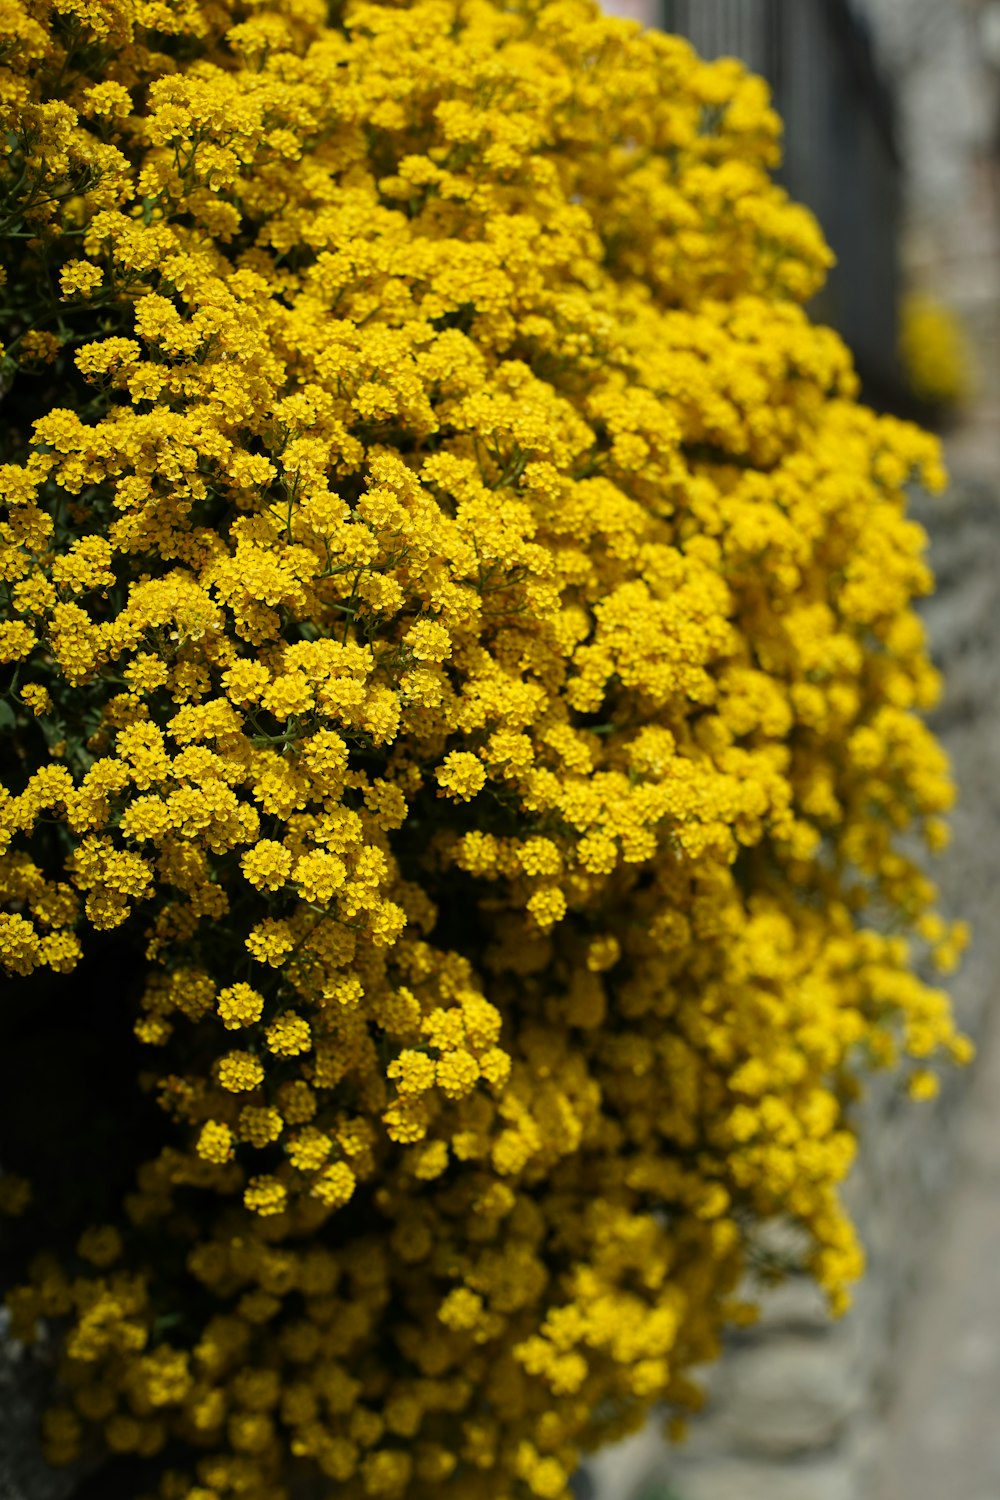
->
20, 684, 53, 716
264, 1012, 311, 1057
238, 1105, 284, 1147
196, 1121, 235, 1164
244, 1176, 288, 1216
435, 752, 487, 802
907, 1069, 941, 1102
311, 1160, 356, 1208
217, 983, 265, 1029
59, 261, 103, 300
286, 1127, 332, 1172
218, 1053, 265, 1093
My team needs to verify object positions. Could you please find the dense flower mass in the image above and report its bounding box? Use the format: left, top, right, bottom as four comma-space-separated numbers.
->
0, 0, 970, 1496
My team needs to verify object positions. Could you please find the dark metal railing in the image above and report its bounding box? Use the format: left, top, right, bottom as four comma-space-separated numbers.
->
660, 0, 904, 404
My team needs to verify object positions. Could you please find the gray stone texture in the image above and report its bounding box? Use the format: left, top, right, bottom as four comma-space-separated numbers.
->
873, 993, 1000, 1500
0, 1312, 77, 1500
653, 1456, 859, 1500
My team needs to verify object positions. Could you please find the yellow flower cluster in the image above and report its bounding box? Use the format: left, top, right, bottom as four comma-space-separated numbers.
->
0, 0, 969, 1497
900, 291, 975, 410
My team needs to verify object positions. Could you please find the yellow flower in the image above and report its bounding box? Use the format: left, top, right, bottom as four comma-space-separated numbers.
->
237, 1104, 284, 1147
58, 261, 103, 300
404, 619, 452, 663
196, 1121, 235, 1163
82, 81, 132, 119
907, 1069, 940, 1102
243, 1176, 288, 1216
286, 1127, 332, 1172
526, 885, 567, 931
900, 292, 974, 408
218, 1053, 264, 1093
0, 0, 970, 1492
435, 751, 487, 802
217, 983, 265, 1029
311, 1160, 355, 1208
0, 621, 37, 663
20, 684, 53, 716
264, 1012, 311, 1057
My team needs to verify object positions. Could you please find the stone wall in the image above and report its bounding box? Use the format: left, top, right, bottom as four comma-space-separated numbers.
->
859, 0, 1000, 478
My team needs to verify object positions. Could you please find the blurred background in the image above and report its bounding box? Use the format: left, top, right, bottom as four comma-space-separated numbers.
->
581, 3, 1000, 1498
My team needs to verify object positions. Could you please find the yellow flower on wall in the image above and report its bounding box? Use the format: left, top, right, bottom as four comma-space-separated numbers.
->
0, 0, 968, 1495
900, 292, 975, 410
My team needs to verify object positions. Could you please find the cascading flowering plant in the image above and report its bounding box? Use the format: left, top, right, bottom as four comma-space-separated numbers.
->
0, 0, 970, 1496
